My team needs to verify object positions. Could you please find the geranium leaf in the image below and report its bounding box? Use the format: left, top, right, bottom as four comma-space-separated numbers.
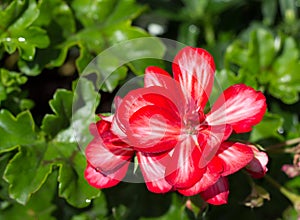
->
250, 113, 284, 143
3, 143, 52, 205
41, 89, 73, 138
0, 171, 57, 220
0, 0, 50, 62
104, 0, 147, 26
269, 37, 300, 104
56, 142, 100, 208
55, 78, 100, 148
0, 110, 37, 153
3, 141, 99, 207
7, 0, 39, 32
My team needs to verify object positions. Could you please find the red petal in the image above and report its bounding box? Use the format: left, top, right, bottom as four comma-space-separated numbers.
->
129, 104, 181, 153
173, 47, 215, 110
200, 176, 229, 205
198, 124, 232, 168
245, 145, 268, 178
84, 162, 129, 188
137, 151, 173, 193
178, 157, 223, 196
85, 138, 133, 173
86, 119, 134, 172
165, 136, 204, 188
144, 66, 172, 88
206, 84, 267, 133
89, 119, 110, 137
217, 142, 254, 176
112, 86, 185, 150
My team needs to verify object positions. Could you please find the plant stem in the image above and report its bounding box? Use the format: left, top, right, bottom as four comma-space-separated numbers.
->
264, 174, 300, 205
203, 17, 215, 46
265, 137, 300, 150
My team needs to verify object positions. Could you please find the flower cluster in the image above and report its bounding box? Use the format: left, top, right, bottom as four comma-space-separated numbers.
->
84, 47, 268, 205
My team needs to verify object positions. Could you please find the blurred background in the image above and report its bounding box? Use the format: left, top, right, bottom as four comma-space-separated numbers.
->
1, 0, 300, 219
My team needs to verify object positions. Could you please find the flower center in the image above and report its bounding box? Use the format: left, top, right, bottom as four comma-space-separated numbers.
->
185, 120, 199, 135
183, 110, 206, 135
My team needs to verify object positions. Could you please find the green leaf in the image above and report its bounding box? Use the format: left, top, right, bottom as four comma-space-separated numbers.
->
55, 78, 100, 148
71, 194, 108, 220
181, 0, 208, 20
71, 0, 116, 27
3, 143, 53, 205
72, 0, 146, 27
0, 83, 6, 101
0, 0, 49, 61
41, 89, 73, 138
269, 37, 300, 104
0, 68, 28, 101
1, 26, 49, 62
178, 23, 200, 47
225, 27, 300, 104
0, 110, 38, 153
262, 0, 277, 25
0, 171, 57, 220
33, 0, 76, 37
0, 0, 28, 34
250, 28, 275, 70
104, 0, 147, 26
250, 113, 284, 143
19, 98, 35, 111
56, 142, 100, 208
226, 27, 276, 74
102, 25, 166, 75
225, 40, 249, 69
3, 140, 99, 207
279, 0, 297, 23
75, 43, 95, 74
7, 0, 39, 33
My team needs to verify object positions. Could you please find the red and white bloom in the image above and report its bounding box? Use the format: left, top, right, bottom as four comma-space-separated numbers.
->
85, 46, 268, 205
85, 116, 134, 188
84, 115, 172, 193
245, 145, 269, 178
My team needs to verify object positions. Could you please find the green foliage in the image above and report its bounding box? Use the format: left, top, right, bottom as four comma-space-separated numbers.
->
0, 79, 100, 207
0, 0, 300, 219
225, 27, 300, 104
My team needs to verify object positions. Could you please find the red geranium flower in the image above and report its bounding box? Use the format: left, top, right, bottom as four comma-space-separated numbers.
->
110, 46, 267, 204
84, 115, 173, 193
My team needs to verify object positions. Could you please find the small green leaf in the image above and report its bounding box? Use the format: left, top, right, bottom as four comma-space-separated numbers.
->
0, 83, 6, 101
20, 99, 35, 111
71, 194, 108, 220
104, 0, 147, 26
251, 28, 275, 69
262, 0, 277, 25
0, 0, 27, 34
0, 171, 57, 220
0, 110, 37, 153
178, 23, 200, 47
269, 37, 300, 104
7, 0, 39, 33
3, 143, 52, 204
250, 113, 284, 143
56, 142, 100, 208
41, 89, 73, 138
71, 0, 116, 27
